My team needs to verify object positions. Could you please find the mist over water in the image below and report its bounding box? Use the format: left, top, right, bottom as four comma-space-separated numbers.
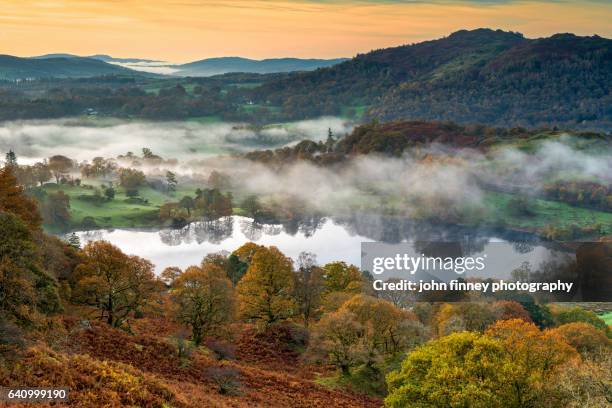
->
2, 117, 609, 221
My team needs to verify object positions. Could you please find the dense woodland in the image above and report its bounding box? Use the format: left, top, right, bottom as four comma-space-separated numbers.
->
0, 29, 610, 130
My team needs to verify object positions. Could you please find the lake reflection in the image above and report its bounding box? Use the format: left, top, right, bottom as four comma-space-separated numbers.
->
76, 215, 558, 274
77, 216, 375, 272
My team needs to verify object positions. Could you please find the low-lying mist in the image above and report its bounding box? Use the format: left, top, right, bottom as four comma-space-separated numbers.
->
172, 137, 611, 219
0, 117, 354, 164
2, 117, 610, 221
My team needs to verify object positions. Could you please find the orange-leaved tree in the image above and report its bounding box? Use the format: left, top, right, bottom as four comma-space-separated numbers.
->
170, 264, 235, 345
73, 241, 161, 328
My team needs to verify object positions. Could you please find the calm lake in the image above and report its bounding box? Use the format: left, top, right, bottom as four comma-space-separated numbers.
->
73, 215, 564, 278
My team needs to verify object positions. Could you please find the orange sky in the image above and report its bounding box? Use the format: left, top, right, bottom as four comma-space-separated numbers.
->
1, 1, 610, 62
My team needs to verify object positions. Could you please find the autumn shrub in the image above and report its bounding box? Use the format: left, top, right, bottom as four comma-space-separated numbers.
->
542, 354, 612, 408
492, 300, 532, 323
552, 306, 610, 336
268, 322, 309, 350
204, 338, 236, 360
434, 302, 496, 336
1, 346, 177, 408
206, 365, 242, 395
550, 322, 611, 359
174, 335, 195, 364
520, 301, 555, 328
0, 316, 25, 357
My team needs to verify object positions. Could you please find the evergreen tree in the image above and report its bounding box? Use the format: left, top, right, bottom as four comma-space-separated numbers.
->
166, 171, 177, 192
5, 150, 17, 167
67, 233, 81, 249
325, 128, 335, 152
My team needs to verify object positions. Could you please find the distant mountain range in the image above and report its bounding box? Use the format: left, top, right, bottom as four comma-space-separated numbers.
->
0, 55, 137, 80
174, 57, 349, 76
0, 54, 348, 79
32, 54, 160, 64
250, 28, 611, 129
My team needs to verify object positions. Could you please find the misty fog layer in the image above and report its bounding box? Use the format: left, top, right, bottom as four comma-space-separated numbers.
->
175, 138, 611, 218
1, 118, 610, 220
0, 117, 354, 164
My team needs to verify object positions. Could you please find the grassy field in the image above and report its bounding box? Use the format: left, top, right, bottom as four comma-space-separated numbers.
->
600, 312, 612, 326
39, 180, 612, 240
42, 183, 197, 231
484, 191, 612, 235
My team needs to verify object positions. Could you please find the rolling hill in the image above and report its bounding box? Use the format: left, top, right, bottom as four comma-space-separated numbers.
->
0, 55, 139, 79
175, 57, 349, 76
249, 29, 611, 130
33, 53, 160, 64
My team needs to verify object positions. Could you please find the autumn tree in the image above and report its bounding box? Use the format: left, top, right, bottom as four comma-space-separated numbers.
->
73, 241, 161, 328
0, 166, 42, 229
387, 320, 578, 408
160, 266, 182, 287
323, 262, 364, 293
179, 196, 195, 216
341, 294, 423, 356
42, 191, 71, 228
208, 170, 230, 189
232, 242, 262, 265
236, 245, 296, 324
492, 300, 532, 323
14, 165, 36, 189
552, 306, 610, 335
171, 264, 235, 345
484, 319, 578, 407
544, 354, 612, 408
32, 162, 52, 186
292, 252, 325, 326
0, 212, 61, 324
434, 302, 497, 336
550, 322, 610, 359
308, 308, 367, 375
118, 168, 146, 195
48, 155, 73, 184
386, 331, 510, 407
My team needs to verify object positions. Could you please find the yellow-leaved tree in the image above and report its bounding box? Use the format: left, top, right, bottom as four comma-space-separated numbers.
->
236, 245, 296, 325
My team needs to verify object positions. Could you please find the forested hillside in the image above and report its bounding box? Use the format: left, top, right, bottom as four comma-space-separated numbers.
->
371, 33, 612, 129
247, 29, 611, 130
0, 29, 609, 129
